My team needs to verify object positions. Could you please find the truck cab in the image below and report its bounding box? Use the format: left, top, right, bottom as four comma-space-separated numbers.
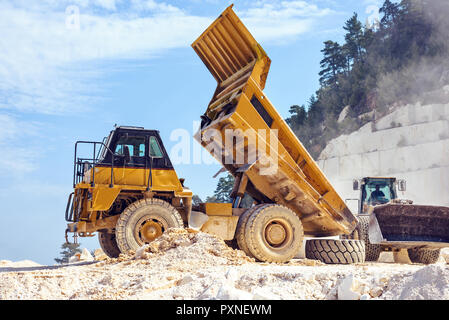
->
65, 126, 193, 255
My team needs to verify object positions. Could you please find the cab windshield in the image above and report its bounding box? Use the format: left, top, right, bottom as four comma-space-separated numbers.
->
362, 179, 396, 206
115, 135, 146, 157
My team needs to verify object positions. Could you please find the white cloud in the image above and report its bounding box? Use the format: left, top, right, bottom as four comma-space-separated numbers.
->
0, 0, 334, 115
0, 2, 212, 114
238, 1, 333, 42
94, 0, 118, 11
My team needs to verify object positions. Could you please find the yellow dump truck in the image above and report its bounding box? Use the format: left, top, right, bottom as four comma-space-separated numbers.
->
65, 5, 364, 264
191, 5, 361, 263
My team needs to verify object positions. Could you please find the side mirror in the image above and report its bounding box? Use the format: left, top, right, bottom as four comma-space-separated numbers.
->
123, 146, 131, 164
398, 179, 406, 192
353, 179, 360, 190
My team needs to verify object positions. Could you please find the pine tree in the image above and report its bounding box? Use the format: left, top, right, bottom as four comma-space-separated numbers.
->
192, 195, 203, 206
319, 41, 345, 86
380, 0, 400, 27
54, 242, 81, 264
286, 105, 307, 128
213, 174, 234, 202
343, 13, 365, 64
207, 174, 254, 207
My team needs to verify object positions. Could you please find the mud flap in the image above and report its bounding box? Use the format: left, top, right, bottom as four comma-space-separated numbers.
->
367, 214, 384, 244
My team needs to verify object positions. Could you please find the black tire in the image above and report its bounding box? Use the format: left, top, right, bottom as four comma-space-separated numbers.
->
343, 215, 381, 261
115, 198, 183, 254
98, 231, 121, 258
306, 239, 365, 264
244, 204, 304, 263
224, 239, 238, 249
235, 204, 267, 258
408, 248, 441, 264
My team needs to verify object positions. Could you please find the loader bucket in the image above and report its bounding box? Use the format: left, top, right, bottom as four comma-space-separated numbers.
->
192, 5, 357, 237
372, 204, 449, 246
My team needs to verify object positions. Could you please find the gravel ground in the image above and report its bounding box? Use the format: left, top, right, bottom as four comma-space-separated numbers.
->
1, 229, 448, 300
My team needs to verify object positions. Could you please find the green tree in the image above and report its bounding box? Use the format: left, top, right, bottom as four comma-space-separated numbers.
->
319, 41, 346, 86
286, 105, 307, 128
54, 242, 81, 264
206, 173, 254, 208
380, 0, 400, 27
192, 194, 203, 206
343, 13, 365, 64
213, 174, 235, 203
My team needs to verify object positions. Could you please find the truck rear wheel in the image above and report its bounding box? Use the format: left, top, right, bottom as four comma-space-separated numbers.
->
115, 198, 184, 254
244, 204, 304, 263
306, 239, 365, 264
235, 204, 266, 258
407, 248, 441, 264
343, 215, 381, 261
98, 231, 121, 258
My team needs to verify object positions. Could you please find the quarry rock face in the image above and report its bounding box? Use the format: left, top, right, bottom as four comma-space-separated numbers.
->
317, 102, 449, 210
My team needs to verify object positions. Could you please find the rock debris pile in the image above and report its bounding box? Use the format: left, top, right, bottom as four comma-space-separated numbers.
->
1, 230, 448, 300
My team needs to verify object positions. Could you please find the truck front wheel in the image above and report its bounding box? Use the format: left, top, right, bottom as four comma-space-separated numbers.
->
115, 198, 184, 254
98, 231, 121, 258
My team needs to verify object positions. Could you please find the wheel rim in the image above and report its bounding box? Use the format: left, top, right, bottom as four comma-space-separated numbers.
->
263, 219, 293, 250
134, 216, 168, 245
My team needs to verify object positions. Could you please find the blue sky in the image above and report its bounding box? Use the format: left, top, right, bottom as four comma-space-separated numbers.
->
0, 0, 384, 264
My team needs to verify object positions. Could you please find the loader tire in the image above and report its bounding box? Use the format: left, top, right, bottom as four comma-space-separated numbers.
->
407, 248, 441, 265
235, 204, 266, 258
343, 215, 381, 261
115, 198, 184, 254
305, 239, 365, 264
98, 231, 121, 258
244, 204, 304, 263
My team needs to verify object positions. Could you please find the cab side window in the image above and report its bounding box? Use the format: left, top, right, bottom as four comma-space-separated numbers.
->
149, 136, 163, 158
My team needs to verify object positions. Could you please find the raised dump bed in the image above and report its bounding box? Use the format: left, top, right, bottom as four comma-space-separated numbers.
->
192, 5, 357, 237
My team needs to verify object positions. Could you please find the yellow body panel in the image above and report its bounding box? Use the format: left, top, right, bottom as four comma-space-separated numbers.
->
73, 167, 191, 217
91, 186, 121, 211
91, 167, 184, 192
200, 202, 233, 216
201, 215, 239, 240
192, 6, 357, 236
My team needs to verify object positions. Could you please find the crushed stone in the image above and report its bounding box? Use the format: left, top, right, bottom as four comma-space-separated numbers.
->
1, 229, 448, 300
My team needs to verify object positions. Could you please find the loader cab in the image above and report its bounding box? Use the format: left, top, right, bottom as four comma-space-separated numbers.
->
355, 177, 399, 214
